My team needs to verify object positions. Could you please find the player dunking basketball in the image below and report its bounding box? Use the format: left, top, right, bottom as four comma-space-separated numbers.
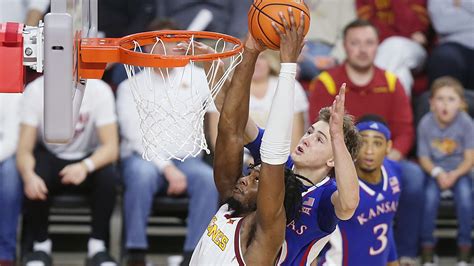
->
188, 8, 362, 266
190, 10, 306, 265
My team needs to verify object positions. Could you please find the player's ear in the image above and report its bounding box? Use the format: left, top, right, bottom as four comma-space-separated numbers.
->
386, 140, 393, 155
326, 157, 335, 168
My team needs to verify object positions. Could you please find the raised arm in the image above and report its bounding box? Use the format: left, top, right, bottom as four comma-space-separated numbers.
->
247, 8, 305, 261
212, 37, 263, 200
330, 85, 360, 220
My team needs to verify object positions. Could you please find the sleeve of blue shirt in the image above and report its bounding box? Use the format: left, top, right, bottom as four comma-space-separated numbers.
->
244, 127, 294, 168
317, 184, 339, 233
388, 226, 398, 262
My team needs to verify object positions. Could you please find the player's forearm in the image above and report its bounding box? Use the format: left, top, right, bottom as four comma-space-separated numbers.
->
203, 61, 232, 113
332, 135, 359, 218
218, 49, 259, 135
244, 119, 260, 144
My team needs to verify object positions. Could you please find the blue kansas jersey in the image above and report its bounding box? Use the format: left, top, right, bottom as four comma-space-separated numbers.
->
245, 127, 340, 266
319, 159, 402, 266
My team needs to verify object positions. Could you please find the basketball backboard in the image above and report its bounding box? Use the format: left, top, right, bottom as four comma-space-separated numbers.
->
43, 0, 97, 143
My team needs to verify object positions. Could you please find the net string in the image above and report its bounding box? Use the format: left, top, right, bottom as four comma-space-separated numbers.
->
124, 35, 243, 162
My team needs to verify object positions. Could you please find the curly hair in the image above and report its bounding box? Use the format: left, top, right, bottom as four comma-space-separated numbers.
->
283, 168, 304, 224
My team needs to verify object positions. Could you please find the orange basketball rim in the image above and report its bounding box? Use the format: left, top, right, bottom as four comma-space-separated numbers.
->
78, 30, 244, 80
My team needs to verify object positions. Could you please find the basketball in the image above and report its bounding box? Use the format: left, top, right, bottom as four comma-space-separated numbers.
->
248, 0, 310, 50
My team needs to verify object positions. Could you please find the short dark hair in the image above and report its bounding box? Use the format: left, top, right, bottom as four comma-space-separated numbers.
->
343, 19, 378, 39
148, 18, 181, 31
283, 169, 304, 224
317, 107, 361, 162
357, 114, 389, 127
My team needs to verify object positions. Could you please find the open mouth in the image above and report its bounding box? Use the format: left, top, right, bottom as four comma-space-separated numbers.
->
296, 146, 304, 155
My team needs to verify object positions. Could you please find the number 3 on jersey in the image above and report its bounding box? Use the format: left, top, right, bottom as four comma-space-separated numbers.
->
369, 223, 388, 256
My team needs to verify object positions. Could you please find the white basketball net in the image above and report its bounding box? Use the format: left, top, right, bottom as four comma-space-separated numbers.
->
124, 36, 242, 162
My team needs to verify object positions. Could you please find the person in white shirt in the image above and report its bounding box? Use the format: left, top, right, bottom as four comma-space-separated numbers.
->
116, 20, 219, 266
0, 93, 23, 266
16, 77, 119, 266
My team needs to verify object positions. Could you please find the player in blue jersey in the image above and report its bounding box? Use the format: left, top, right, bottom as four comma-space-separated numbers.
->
319, 114, 401, 266
244, 87, 362, 265
244, 92, 361, 265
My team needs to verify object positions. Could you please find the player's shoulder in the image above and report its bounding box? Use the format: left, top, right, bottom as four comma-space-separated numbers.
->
24, 76, 44, 94
310, 178, 337, 200
383, 159, 402, 184
86, 79, 112, 91
456, 111, 474, 126
85, 79, 114, 99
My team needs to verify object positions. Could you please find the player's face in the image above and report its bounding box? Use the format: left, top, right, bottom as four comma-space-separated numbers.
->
430, 86, 463, 125
292, 121, 334, 169
344, 26, 379, 72
252, 54, 271, 81
231, 167, 260, 211
357, 130, 392, 173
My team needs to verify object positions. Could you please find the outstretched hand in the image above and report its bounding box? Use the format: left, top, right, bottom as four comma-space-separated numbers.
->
272, 8, 306, 63
329, 83, 347, 139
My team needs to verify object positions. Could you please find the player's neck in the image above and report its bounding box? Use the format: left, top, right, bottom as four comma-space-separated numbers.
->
293, 167, 329, 186
358, 168, 382, 185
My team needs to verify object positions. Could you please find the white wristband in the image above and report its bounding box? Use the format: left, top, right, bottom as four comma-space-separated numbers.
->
260, 63, 296, 165
82, 158, 95, 173
430, 166, 444, 178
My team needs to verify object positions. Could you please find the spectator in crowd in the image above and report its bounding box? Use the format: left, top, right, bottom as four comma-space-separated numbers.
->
308, 19, 425, 266
298, 0, 356, 81
0, 94, 23, 266
116, 21, 219, 266
319, 114, 401, 266
17, 77, 119, 266
418, 76, 474, 265
357, 0, 429, 97
157, 0, 252, 39
208, 50, 309, 153
427, 0, 474, 90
